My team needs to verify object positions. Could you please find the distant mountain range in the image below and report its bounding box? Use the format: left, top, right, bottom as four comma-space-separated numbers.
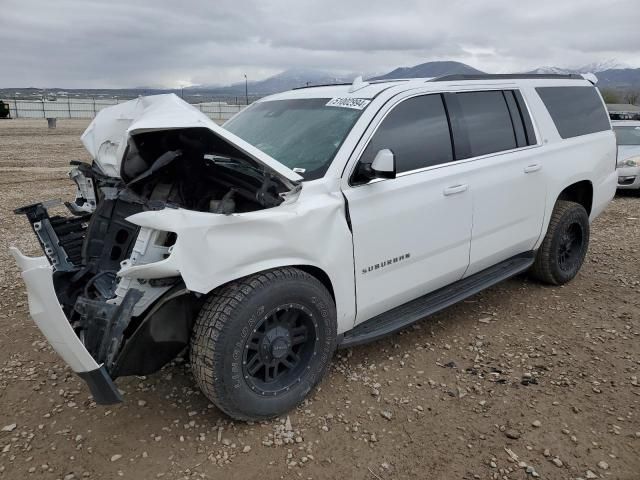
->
2, 60, 639, 101
525, 59, 629, 75
524, 61, 640, 89
181, 60, 640, 94
369, 61, 484, 80
188, 67, 356, 96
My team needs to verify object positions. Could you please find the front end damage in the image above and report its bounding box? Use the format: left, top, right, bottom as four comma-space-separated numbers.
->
11, 94, 303, 404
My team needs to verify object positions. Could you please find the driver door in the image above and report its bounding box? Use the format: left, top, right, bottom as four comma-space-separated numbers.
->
342, 93, 473, 325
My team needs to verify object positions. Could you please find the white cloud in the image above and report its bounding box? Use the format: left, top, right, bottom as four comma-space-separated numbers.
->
1, 0, 639, 88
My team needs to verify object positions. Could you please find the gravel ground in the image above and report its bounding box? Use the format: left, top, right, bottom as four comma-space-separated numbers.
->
0, 119, 639, 480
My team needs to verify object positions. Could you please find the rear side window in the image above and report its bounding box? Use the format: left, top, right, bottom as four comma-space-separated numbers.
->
359, 94, 453, 174
536, 86, 611, 139
445, 91, 518, 158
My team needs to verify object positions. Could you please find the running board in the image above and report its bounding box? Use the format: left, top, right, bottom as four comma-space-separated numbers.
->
340, 252, 535, 348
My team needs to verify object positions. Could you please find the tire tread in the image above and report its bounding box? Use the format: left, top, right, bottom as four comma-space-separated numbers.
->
530, 200, 588, 285
190, 267, 331, 420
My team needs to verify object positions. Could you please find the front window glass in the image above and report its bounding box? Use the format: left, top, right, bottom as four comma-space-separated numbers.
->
224, 98, 366, 181
358, 94, 453, 174
614, 126, 640, 145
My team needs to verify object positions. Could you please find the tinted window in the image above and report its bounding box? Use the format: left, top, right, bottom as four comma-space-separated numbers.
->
536, 86, 610, 139
358, 94, 453, 175
449, 91, 517, 158
504, 91, 527, 147
513, 90, 537, 145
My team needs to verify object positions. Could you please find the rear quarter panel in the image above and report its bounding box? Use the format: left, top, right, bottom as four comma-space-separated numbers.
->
522, 86, 617, 247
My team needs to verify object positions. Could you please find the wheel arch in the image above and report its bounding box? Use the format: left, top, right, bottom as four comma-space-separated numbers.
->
294, 264, 336, 302
556, 179, 593, 215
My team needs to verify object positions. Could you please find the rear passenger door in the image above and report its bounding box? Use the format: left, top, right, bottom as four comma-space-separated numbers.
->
444, 90, 546, 275
342, 94, 473, 325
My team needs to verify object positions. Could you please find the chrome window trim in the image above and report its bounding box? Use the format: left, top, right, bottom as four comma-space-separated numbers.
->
395, 143, 542, 178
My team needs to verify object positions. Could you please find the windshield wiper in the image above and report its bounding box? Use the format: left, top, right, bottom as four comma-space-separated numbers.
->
204, 154, 265, 177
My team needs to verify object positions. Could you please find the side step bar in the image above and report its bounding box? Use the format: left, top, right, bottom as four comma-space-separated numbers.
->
340, 252, 535, 348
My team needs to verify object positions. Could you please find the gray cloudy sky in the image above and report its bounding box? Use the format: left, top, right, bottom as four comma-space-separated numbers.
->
2, 0, 639, 88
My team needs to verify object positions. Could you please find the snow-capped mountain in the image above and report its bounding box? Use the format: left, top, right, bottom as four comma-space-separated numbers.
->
526, 60, 629, 75
523, 60, 639, 88
527, 66, 574, 75
573, 60, 629, 73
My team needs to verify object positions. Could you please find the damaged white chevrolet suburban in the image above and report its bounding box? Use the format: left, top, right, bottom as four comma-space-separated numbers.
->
11, 74, 617, 420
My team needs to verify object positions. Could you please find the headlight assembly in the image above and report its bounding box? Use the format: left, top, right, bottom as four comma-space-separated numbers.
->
617, 156, 640, 168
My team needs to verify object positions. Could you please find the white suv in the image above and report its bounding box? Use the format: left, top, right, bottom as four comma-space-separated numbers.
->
12, 74, 617, 420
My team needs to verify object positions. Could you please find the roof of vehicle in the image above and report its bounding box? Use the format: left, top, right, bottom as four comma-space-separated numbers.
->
261, 74, 597, 102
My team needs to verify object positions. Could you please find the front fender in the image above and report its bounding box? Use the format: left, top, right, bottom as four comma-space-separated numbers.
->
119, 193, 356, 333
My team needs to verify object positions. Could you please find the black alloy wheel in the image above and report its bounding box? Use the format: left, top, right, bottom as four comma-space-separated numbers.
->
530, 200, 590, 285
190, 267, 337, 421
242, 304, 318, 395
557, 221, 585, 273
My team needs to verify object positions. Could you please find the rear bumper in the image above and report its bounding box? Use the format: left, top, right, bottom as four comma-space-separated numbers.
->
10, 247, 122, 404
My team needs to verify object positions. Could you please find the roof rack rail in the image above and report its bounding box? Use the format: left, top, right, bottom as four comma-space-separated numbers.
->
429, 73, 584, 82
291, 82, 352, 90
367, 78, 412, 84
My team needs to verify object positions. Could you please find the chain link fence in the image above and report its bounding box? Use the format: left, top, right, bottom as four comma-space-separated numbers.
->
1, 95, 256, 121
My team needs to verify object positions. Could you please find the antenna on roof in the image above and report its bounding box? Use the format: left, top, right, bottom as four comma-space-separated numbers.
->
348, 76, 370, 93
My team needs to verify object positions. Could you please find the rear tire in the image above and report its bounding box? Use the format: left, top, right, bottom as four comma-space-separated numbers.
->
530, 200, 590, 285
190, 267, 337, 421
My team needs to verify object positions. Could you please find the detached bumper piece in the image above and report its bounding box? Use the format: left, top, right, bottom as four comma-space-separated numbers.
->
14, 201, 91, 271
78, 366, 123, 404
10, 247, 123, 405
75, 289, 143, 367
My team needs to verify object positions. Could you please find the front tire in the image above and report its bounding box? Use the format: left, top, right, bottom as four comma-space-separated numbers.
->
190, 267, 337, 421
530, 200, 590, 285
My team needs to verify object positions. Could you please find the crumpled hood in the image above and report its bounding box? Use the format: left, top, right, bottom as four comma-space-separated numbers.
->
80, 94, 303, 183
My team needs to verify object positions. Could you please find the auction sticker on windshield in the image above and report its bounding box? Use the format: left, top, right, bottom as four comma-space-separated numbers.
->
326, 97, 371, 110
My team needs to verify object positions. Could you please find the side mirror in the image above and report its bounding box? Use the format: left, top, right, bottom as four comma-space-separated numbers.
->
360, 148, 396, 182
371, 149, 396, 178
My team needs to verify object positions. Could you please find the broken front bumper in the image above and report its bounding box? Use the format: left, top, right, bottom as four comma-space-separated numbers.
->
11, 247, 123, 404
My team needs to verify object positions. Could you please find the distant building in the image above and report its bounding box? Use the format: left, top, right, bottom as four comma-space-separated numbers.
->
607, 103, 640, 120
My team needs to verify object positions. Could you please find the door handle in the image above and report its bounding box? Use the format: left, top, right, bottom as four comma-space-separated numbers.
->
443, 184, 468, 196
524, 164, 542, 173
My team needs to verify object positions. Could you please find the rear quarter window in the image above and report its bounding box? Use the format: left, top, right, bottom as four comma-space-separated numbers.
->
536, 86, 611, 139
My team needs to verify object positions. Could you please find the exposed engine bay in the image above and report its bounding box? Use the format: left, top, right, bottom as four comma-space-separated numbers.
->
122, 127, 291, 214
15, 123, 297, 379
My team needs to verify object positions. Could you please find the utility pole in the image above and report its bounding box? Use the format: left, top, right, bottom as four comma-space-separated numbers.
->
244, 74, 248, 105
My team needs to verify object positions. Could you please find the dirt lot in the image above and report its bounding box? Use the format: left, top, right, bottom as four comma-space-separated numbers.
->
0, 119, 638, 480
